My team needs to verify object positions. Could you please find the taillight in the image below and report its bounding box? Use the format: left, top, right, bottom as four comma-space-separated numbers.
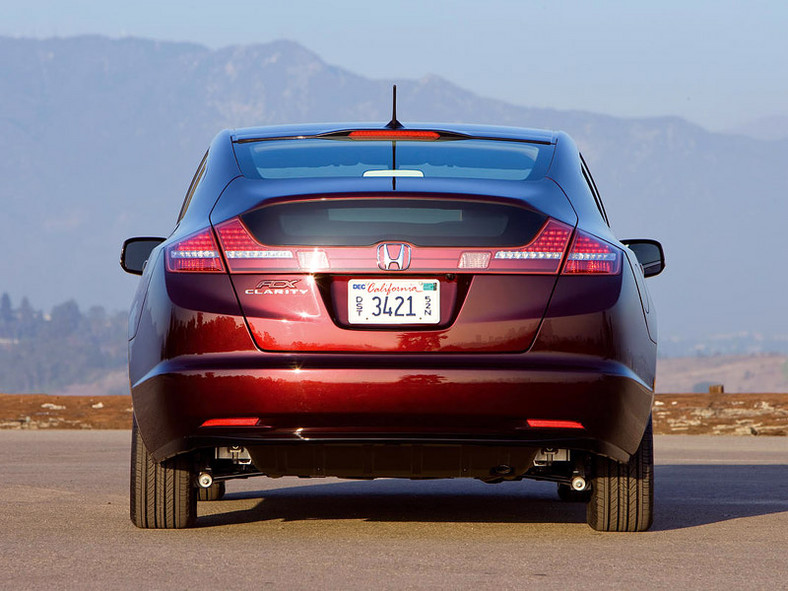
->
215, 218, 295, 271
491, 219, 572, 273
563, 230, 621, 275
166, 228, 225, 273
216, 218, 293, 260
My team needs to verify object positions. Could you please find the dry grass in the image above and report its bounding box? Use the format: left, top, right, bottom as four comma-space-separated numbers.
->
1, 393, 785, 436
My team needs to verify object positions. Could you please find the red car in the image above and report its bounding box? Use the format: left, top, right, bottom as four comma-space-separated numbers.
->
121, 121, 665, 531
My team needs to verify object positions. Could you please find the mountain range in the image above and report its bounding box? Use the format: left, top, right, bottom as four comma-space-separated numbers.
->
1, 35, 786, 345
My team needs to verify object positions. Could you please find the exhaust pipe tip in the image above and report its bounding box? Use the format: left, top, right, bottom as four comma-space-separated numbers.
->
491, 465, 514, 477
197, 472, 213, 489
570, 475, 587, 492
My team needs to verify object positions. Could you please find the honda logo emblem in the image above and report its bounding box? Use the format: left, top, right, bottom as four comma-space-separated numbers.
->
377, 243, 411, 270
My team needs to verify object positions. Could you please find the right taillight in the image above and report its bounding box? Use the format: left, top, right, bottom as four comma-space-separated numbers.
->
165, 228, 225, 273
562, 230, 621, 275
491, 219, 573, 273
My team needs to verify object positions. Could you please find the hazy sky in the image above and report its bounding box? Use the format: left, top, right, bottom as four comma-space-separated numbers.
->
2, 0, 786, 131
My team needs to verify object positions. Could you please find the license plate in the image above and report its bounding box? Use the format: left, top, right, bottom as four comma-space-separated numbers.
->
348, 279, 440, 324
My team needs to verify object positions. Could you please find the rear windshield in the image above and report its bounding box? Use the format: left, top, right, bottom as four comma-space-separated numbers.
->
240, 199, 546, 247
234, 138, 553, 182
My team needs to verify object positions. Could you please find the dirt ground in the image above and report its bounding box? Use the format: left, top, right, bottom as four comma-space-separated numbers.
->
0, 393, 785, 436
0, 394, 134, 430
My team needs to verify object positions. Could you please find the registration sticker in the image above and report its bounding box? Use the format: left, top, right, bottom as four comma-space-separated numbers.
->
348, 279, 440, 324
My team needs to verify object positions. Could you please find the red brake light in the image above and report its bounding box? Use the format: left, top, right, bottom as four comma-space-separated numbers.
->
166, 228, 224, 273
563, 231, 621, 275
348, 130, 440, 140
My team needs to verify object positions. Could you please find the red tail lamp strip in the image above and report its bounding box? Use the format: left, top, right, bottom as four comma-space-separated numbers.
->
165, 229, 225, 273
527, 419, 585, 429
201, 418, 260, 427
348, 130, 440, 140
563, 231, 621, 275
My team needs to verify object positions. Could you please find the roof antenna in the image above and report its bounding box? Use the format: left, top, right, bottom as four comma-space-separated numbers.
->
385, 84, 403, 129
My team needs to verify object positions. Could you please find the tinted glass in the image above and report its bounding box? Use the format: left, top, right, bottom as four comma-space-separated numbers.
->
234, 138, 553, 181
177, 151, 208, 222
241, 199, 546, 247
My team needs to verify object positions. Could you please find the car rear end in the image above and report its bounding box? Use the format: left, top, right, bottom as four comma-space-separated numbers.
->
128, 125, 656, 530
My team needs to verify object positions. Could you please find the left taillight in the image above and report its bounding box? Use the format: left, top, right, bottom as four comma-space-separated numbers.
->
165, 228, 225, 273
214, 218, 296, 272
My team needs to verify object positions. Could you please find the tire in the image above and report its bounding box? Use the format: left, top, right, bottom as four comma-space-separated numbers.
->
197, 481, 226, 502
587, 417, 654, 532
130, 418, 196, 529
557, 483, 592, 503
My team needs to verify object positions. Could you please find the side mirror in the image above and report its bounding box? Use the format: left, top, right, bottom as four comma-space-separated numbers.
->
622, 239, 665, 278
120, 237, 166, 275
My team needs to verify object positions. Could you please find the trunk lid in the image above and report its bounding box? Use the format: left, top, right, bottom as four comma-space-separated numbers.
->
210, 177, 577, 353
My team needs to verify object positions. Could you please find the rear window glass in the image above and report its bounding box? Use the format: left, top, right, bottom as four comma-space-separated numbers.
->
234, 138, 553, 181
240, 199, 546, 247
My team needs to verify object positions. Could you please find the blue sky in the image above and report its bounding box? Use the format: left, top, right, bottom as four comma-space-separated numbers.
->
2, 0, 786, 130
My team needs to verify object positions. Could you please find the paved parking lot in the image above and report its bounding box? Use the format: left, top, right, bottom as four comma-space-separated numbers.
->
0, 431, 785, 590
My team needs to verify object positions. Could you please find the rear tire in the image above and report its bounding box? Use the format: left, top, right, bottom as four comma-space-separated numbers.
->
197, 481, 226, 502
586, 418, 654, 532
130, 418, 196, 529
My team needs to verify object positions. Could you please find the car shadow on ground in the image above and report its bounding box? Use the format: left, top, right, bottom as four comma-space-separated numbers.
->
196, 464, 788, 531
198, 478, 586, 527
649, 464, 788, 531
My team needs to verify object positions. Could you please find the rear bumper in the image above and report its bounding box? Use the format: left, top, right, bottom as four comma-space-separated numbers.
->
132, 352, 653, 464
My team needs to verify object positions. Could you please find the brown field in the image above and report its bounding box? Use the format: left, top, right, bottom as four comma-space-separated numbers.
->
1, 393, 785, 436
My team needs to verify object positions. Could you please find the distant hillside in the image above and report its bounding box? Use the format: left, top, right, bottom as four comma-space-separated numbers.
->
656, 354, 788, 393
0, 294, 127, 394
728, 115, 788, 141
1, 35, 787, 344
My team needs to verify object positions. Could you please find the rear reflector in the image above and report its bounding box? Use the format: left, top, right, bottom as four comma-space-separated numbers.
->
349, 130, 440, 140
563, 231, 621, 275
201, 418, 259, 427
166, 229, 225, 273
526, 419, 585, 430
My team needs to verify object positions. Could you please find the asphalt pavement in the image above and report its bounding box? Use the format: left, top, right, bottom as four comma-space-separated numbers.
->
0, 431, 785, 590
